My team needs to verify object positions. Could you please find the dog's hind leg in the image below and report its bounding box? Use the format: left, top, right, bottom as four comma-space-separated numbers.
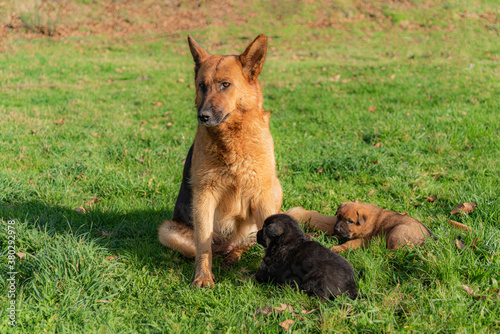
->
158, 220, 196, 258
285, 207, 338, 235
220, 245, 250, 270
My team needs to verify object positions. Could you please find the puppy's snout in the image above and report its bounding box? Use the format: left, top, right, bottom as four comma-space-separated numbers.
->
333, 223, 340, 234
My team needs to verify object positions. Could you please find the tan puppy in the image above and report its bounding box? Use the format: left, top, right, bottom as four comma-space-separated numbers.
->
332, 201, 433, 252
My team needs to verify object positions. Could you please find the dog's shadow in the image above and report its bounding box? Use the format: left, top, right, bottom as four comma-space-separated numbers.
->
2, 199, 209, 282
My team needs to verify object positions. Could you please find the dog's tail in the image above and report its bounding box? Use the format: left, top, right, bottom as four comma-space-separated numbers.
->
284, 207, 338, 235
158, 220, 196, 258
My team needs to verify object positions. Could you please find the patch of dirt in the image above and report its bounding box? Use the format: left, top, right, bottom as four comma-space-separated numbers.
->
1, 0, 498, 45
1, 0, 250, 42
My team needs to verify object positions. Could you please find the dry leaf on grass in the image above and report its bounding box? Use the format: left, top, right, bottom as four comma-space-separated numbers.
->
275, 303, 294, 313
53, 117, 65, 125
455, 237, 467, 250
85, 197, 101, 207
301, 308, 318, 315
426, 195, 437, 202
279, 319, 295, 331
462, 284, 474, 295
450, 202, 477, 215
254, 303, 294, 320
75, 206, 87, 214
254, 306, 273, 319
461, 284, 486, 301
369, 105, 376, 112
99, 230, 116, 238
373, 142, 382, 148
16, 252, 27, 259
449, 219, 473, 232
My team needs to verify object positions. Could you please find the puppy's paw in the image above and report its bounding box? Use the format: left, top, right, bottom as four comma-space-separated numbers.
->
192, 272, 215, 288
331, 245, 345, 253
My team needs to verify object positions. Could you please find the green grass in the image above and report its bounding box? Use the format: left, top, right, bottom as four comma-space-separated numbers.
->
1, 1, 500, 332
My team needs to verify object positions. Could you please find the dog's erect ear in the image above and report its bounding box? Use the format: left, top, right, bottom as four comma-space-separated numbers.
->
239, 34, 267, 81
356, 209, 369, 225
187, 35, 210, 72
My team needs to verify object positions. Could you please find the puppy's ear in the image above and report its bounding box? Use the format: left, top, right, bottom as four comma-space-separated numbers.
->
239, 34, 267, 81
187, 35, 210, 73
265, 224, 283, 239
356, 209, 369, 225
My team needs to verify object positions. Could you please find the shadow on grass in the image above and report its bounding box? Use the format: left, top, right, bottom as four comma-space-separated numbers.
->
1, 200, 256, 283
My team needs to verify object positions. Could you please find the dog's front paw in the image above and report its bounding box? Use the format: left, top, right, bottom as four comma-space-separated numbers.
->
331, 245, 345, 253
192, 272, 215, 288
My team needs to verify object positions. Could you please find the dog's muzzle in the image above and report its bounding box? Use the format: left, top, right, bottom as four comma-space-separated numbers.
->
198, 110, 230, 127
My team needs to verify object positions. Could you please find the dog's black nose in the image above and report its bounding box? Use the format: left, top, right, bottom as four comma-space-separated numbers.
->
198, 114, 210, 123
334, 225, 342, 235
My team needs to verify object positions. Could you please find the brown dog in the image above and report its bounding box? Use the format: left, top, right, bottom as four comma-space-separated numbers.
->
332, 201, 433, 252
158, 34, 282, 288
286, 201, 433, 252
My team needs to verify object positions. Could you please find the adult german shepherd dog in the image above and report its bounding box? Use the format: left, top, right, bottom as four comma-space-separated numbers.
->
158, 34, 283, 288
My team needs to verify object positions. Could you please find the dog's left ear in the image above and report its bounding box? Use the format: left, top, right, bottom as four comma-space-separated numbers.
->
356, 209, 369, 225
239, 34, 267, 81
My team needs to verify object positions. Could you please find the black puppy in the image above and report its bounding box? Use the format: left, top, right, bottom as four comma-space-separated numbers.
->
255, 214, 358, 300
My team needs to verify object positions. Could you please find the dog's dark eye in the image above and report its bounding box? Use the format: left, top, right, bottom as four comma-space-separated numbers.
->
221, 82, 231, 89
198, 82, 206, 91
347, 219, 354, 224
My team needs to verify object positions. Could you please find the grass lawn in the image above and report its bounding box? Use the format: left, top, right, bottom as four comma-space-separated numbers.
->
1, 1, 499, 332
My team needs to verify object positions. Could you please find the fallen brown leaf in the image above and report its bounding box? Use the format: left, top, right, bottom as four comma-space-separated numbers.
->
279, 319, 295, 331
455, 237, 466, 250
449, 219, 472, 232
461, 284, 486, 301
316, 167, 324, 173
99, 230, 115, 237
177, 78, 185, 83
105, 255, 118, 261
426, 195, 437, 202
16, 252, 27, 259
275, 303, 294, 313
85, 197, 101, 207
75, 206, 87, 214
254, 306, 273, 318
369, 105, 376, 112
301, 308, 318, 315
53, 118, 65, 125
451, 202, 477, 215
462, 284, 474, 295
373, 142, 382, 148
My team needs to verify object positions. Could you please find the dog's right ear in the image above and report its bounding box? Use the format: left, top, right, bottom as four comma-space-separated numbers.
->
187, 35, 210, 73
356, 209, 369, 225
239, 34, 267, 81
